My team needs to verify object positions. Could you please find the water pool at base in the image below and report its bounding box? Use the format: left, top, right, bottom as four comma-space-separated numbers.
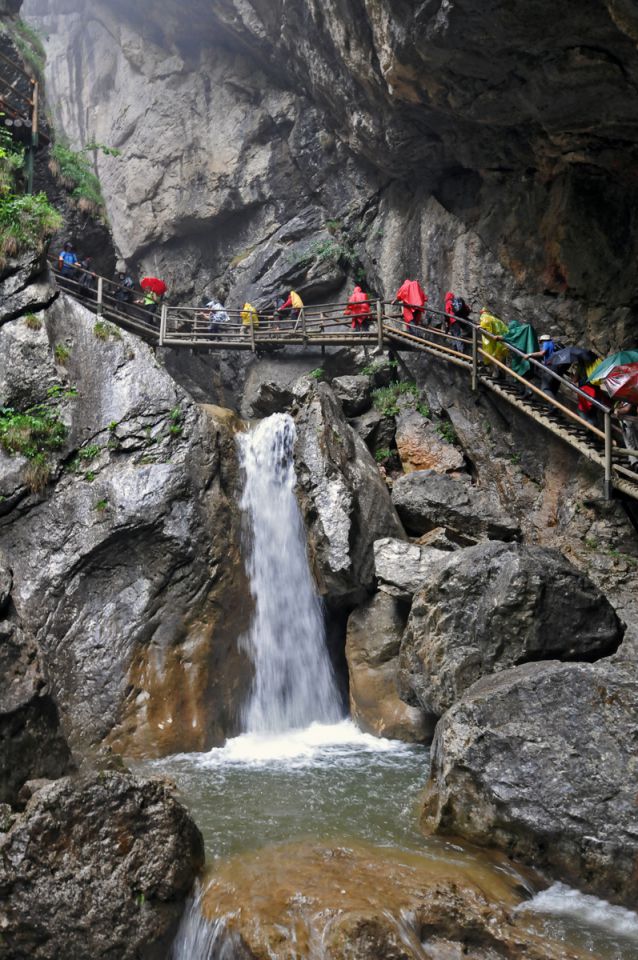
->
135, 721, 638, 960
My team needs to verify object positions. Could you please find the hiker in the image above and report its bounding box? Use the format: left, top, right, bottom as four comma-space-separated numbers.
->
445, 291, 472, 354
479, 309, 509, 369
616, 402, 638, 467
57, 241, 79, 280
114, 272, 135, 312
241, 301, 259, 335
76, 256, 95, 299
345, 285, 371, 330
577, 380, 602, 429
394, 279, 427, 327
143, 290, 160, 315
271, 295, 286, 331
205, 297, 230, 335
526, 333, 559, 397
494, 318, 539, 394
277, 290, 303, 328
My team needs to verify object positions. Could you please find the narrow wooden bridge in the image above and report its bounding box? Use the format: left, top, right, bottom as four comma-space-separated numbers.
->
50, 264, 638, 504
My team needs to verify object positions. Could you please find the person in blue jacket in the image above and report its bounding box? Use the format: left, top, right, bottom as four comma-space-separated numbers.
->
57, 241, 79, 278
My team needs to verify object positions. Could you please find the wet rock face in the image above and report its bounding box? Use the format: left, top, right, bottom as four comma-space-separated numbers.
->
0, 772, 204, 959
395, 410, 465, 475
373, 537, 448, 601
0, 552, 74, 807
0, 285, 251, 757
345, 592, 431, 742
199, 840, 591, 960
391, 471, 520, 544
422, 661, 638, 908
399, 542, 624, 717
294, 381, 405, 600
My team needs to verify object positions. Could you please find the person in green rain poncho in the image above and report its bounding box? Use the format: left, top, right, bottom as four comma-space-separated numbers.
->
498, 319, 540, 378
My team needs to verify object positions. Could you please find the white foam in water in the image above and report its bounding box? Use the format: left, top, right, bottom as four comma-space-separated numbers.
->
519, 882, 638, 941
237, 414, 342, 733
180, 719, 411, 768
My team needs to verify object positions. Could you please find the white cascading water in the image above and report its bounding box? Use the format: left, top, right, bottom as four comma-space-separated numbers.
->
237, 413, 342, 733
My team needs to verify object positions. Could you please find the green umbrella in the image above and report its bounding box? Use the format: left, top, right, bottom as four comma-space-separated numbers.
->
588, 350, 638, 384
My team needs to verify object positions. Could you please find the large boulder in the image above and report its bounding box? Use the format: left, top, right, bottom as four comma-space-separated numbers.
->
0, 772, 204, 959
399, 542, 624, 716
395, 410, 465, 475
422, 661, 638, 908
294, 381, 405, 598
392, 471, 521, 543
331, 375, 372, 416
346, 593, 431, 742
373, 537, 448, 600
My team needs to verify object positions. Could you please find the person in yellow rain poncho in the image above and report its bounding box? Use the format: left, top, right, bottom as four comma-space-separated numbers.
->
241, 302, 259, 335
479, 309, 509, 366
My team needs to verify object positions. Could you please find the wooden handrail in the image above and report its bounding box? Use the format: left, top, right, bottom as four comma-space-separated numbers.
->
44, 263, 638, 498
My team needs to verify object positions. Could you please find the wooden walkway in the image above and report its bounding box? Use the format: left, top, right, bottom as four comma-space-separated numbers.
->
49, 264, 638, 503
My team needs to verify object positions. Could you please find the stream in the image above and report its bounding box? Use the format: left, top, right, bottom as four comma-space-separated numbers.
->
136, 415, 638, 959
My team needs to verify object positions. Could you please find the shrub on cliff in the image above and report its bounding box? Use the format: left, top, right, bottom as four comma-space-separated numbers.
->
0, 191, 62, 262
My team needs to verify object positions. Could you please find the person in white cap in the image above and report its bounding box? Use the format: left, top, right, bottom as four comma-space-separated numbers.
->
526, 334, 558, 396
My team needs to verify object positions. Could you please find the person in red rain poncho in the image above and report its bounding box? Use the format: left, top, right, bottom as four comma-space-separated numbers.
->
345, 285, 371, 330
395, 279, 427, 326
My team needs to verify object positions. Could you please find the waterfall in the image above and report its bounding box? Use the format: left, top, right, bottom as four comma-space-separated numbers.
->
237, 413, 341, 733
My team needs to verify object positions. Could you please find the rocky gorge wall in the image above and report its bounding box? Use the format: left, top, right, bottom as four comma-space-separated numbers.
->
24, 0, 638, 353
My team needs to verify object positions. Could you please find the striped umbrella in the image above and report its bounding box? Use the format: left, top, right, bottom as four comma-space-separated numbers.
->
598, 363, 638, 404
587, 350, 638, 384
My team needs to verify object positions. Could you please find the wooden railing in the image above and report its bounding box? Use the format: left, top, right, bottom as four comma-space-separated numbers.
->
47, 262, 638, 502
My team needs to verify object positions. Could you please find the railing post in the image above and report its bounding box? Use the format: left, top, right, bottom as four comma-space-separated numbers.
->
604, 410, 613, 501
159, 304, 167, 346
321, 312, 326, 358
301, 307, 307, 344
376, 300, 384, 351
471, 324, 478, 392
249, 316, 256, 353
96, 276, 104, 317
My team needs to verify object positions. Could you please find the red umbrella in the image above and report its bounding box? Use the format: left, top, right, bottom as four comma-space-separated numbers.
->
141, 277, 167, 296
600, 363, 638, 404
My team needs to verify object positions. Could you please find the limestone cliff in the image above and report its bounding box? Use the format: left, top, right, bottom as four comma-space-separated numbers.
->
24, 0, 638, 352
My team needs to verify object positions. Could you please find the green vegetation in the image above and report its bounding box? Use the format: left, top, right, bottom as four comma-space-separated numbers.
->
50, 143, 105, 215
0, 192, 62, 264
416, 402, 431, 418
24, 312, 42, 331
435, 421, 458, 445
308, 368, 325, 381
510, 452, 522, 465
94, 320, 122, 341
47, 384, 78, 400
360, 358, 398, 376
168, 406, 182, 436
6, 19, 46, 79
0, 402, 67, 492
0, 122, 24, 195
54, 343, 71, 364
375, 447, 393, 463
371, 381, 418, 417
95, 498, 108, 512
0, 114, 60, 265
